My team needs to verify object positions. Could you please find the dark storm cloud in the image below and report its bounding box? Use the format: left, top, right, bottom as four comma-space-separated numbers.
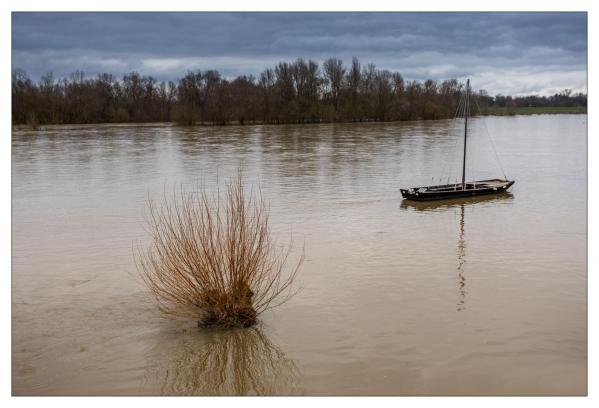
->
11, 12, 587, 95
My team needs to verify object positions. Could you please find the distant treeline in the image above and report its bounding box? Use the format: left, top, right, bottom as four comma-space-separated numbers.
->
478, 90, 587, 109
12, 57, 587, 126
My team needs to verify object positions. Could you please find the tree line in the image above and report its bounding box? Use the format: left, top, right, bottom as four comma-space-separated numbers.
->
12, 57, 587, 127
478, 89, 587, 109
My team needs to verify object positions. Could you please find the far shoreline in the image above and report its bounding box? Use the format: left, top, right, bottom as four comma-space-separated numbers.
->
11, 108, 587, 131
480, 106, 587, 116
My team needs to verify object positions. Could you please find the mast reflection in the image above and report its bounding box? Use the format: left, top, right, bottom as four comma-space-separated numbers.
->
400, 193, 513, 312
456, 204, 466, 311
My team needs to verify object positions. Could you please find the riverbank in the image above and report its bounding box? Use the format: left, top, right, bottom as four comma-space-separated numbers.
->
12, 109, 588, 131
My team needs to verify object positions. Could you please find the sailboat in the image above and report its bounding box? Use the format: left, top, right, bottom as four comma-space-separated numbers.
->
400, 79, 514, 201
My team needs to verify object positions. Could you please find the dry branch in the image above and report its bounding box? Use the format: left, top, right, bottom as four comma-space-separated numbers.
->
136, 173, 302, 328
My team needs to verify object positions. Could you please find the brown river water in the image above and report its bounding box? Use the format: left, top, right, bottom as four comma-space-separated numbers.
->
12, 115, 586, 395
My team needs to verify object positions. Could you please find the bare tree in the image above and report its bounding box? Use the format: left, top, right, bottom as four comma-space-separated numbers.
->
12, 59, 584, 126
136, 172, 303, 328
323, 58, 345, 119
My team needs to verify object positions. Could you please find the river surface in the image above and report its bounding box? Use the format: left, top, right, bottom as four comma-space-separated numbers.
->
12, 115, 587, 395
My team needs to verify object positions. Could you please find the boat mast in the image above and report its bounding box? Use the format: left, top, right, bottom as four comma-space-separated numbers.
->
462, 79, 469, 189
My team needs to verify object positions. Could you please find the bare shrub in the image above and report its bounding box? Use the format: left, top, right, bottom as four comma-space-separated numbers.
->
136, 173, 302, 328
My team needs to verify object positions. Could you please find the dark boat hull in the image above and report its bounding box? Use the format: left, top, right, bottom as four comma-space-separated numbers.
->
400, 179, 515, 201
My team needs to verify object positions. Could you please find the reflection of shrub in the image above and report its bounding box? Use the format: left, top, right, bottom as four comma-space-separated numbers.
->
136, 172, 302, 328
148, 327, 301, 395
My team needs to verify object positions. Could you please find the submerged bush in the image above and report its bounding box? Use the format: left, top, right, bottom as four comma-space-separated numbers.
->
136, 173, 302, 328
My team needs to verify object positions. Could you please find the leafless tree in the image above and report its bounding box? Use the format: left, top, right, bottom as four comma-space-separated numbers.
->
136, 172, 303, 328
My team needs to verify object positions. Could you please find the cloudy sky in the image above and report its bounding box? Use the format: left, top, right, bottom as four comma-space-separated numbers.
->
12, 12, 587, 96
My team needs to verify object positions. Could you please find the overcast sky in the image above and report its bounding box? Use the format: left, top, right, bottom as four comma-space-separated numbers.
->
12, 12, 587, 96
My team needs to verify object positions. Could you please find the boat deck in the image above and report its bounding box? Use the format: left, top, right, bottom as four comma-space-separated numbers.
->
426, 179, 511, 192
478, 179, 511, 188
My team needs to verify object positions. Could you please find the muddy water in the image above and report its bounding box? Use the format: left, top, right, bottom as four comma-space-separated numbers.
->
12, 115, 586, 395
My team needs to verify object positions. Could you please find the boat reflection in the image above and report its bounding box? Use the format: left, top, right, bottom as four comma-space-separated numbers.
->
399, 192, 513, 212
401, 193, 513, 311
146, 326, 301, 395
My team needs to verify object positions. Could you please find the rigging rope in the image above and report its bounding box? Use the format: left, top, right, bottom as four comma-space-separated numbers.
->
437, 83, 509, 184
473, 96, 508, 180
